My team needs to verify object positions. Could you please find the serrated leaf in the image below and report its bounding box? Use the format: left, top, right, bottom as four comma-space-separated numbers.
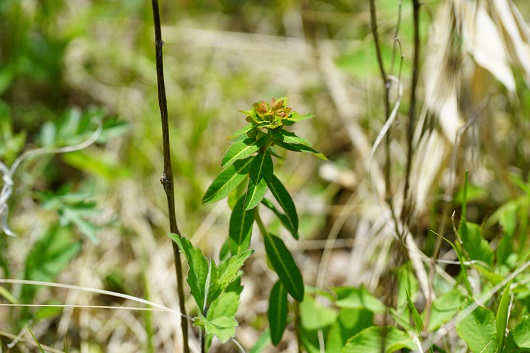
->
229, 195, 255, 255
271, 129, 313, 147
222, 138, 261, 168
203, 156, 253, 204
244, 152, 273, 210
268, 280, 288, 345
267, 175, 298, 237
496, 282, 512, 351
342, 326, 415, 353
332, 286, 386, 313
264, 233, 304, 301
218, 250, 253, 290
261, 198, 298, 239
273, 139, 327, 160
205, 291, 240, 352
456, 305, 497, 353
194, 315, 238, 344
505, 315, 530, 350
168, 234, 220, 313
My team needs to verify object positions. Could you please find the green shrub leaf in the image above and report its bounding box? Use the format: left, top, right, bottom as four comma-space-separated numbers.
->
268, 280, 288, 345
267, 175, 298, 238
203, 156, 253, 204
221, 137, 261, 168
273, 139, 327, 160
218, 249, 253, 291
332, 286, 386, 313
261, 198, 298, 239
426, 289, 462, 331
271, 129, 313, 147
300, 295, 338, 331
456, 304, 497, 353
459, 221, 494, 267
229, 195, 255, 254
505, 315, 530, 350
194, 315, 238, 344
244, 151, 273, 210
264, 233, 304, 301
342, 326, 415, 353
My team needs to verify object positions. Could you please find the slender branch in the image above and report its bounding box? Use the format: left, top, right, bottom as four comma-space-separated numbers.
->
401, 0, 421, 227
150, 1, 190, 352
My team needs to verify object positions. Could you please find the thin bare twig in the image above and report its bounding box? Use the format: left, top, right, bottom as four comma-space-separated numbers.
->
150, 1, 190, 352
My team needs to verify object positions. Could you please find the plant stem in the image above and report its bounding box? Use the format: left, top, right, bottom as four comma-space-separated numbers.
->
401, 0, 421, 227
150, 1, 190, 352
254, 207, 268, 238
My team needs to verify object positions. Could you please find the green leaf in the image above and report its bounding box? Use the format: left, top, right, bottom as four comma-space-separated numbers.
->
194, 315, 238, 344
505, 315, 530, 351
342, 326, 415, 353
218, 250, 253, 290
244, 151, 273, 210
267, 175, 299, 238
496, 282, 512, 351
271, 129, 313, 147
168, 234, 219, 313
264, 233, 304, 302
261, 198, 298, 239
229, 195, 255, 255
273, 139, 327, 160
206, 291, 240, 352
285, 112, 315, 124
268, 280, 288, 345
332, 286, 386, 313
327, 308, 374, 352
456, 304, 497, 353
228, 123, 254, 139
406, 291, 423, 332
221, 138, 261, 168
203, 156, 253, 204
425, 289, 462, 331
300, 295, 338, 331
459, 221, 494, 267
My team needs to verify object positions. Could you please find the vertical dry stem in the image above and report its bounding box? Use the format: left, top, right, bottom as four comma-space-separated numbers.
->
150, 1, 190, 352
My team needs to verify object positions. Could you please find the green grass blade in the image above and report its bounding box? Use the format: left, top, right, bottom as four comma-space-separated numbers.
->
268, 280, 288, 345
261, 198, 298, 239
264, 233, 304, 301
496, 282, 512, 351
244, 151, 273, 210
267, 175, 298, 237
202, 156, 253, 204
229, 195, 256, 254
221, 137, 260, 168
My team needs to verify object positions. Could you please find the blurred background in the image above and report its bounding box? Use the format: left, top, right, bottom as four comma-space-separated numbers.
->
1, 0, 530, 352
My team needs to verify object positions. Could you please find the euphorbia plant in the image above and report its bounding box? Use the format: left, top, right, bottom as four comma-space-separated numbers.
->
170, 97, 325, 351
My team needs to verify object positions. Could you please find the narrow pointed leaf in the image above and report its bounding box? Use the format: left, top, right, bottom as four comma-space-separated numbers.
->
229, 195, 255, 254
267, 175, 298, 237
287, 112, 314, 123
264, 233, 304, 301
496, 282, 512, 351
229, 123, 254, 139
202, 156, 253, 204
261, 198, 298, 239
218, 249, 253, 290
273, 139, 327, 160
221, 138, 261, 168
244, 152, 273, 210
271, 129, 313, 147
268, 280, 288, 345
